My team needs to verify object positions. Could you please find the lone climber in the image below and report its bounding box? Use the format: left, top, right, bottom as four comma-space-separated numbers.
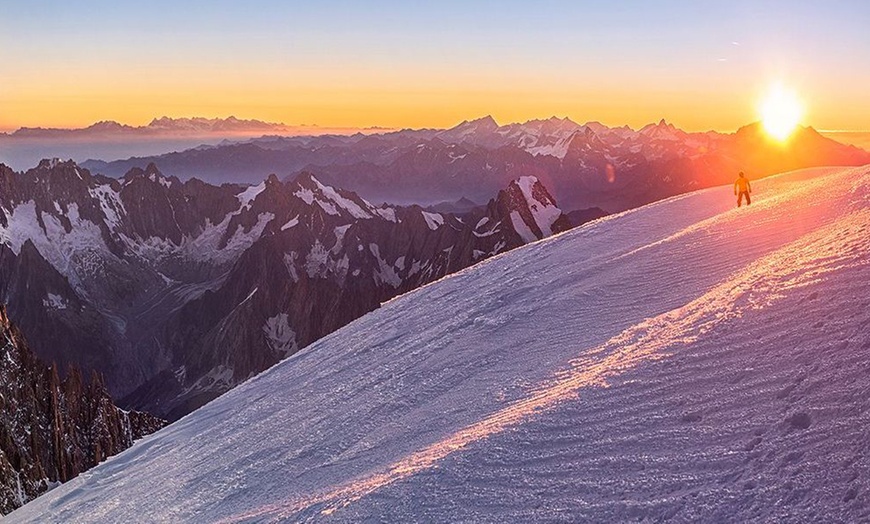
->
734, 172, 751, 207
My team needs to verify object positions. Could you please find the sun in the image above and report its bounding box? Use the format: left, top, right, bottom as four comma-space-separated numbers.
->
758, 83, 804, 141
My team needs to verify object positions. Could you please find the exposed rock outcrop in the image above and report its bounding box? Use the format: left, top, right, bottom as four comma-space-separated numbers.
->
0, 305, 165, 515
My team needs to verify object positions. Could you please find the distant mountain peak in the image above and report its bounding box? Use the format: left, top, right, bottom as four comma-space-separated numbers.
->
36, 157, 73, 170
470, 115, 498, 127
546, 115, 576, 125
145, 116, 289, 133
497, 175, 571, 242
444, 115, 500, 138
293, 170, 323, 187
87, 120, 132, 132
639, 118, 682, 140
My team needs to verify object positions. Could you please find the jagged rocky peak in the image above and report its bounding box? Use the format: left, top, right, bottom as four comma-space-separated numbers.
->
539, 115, 581, 132
121, 162, 178, 187
6, 160, 122, 246
0, 304, 165, 515
36, 157, 71, 170
467, 114, 499, 130
288, 171, 392, 222
265, 173, 281, 186
29, 158, 91, 183
292, 170, 323, 188
500, 176, 556, 213
639, 118, 683, 140
441, 115, 500, 140
492, 176, 572, 243
452, 115, 498, 130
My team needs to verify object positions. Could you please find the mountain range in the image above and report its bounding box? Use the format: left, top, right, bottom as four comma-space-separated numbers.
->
0, 117, 389, 171
0, 159, 575, 421
78, 117, 870, 211
3, 113, 868, 421
5, 116, 295, 138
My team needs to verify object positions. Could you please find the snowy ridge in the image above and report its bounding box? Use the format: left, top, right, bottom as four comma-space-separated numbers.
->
295, 173, 395, 221
526, 131, 576, 159
9, 165, 870, 522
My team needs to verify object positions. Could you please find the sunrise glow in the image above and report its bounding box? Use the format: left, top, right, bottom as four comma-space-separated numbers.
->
0, 3, 868, 133
759, 83, 804, 142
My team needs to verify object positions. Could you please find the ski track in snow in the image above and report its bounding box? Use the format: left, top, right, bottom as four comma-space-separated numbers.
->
8, 166, 870, 523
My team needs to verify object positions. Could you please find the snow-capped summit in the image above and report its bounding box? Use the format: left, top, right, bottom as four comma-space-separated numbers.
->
145, 116, 290, 134
13, 164, 868, 523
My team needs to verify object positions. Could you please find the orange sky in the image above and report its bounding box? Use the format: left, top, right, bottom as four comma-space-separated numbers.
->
2, 2, 869, 133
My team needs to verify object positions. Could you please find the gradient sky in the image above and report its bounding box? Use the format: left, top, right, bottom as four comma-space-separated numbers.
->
2, 0, 869, 132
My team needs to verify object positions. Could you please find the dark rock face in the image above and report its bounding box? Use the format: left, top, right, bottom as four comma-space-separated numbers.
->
0, 305, 165, 515
0, 240, 121, 387
566, 208, 609, 227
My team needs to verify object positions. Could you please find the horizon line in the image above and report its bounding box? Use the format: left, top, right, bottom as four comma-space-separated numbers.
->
2, 115, 869, 137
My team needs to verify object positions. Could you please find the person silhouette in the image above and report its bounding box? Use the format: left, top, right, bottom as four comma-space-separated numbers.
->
734, 172, 751, 207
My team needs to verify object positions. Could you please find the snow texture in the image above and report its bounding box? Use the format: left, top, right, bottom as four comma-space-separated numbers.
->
280, 215, 299, 231
371, 207, 397, 223
236, 181, 266, 210
41, 293, 68, 310
421, 211, 445, 231
526, 133, 574, 159
311, 177, 372, 220
88, 184, 126, 229
263, 314, 299, 358
9, 166, 870, 523
0, 202, 116, 291
295, 177, 392, 221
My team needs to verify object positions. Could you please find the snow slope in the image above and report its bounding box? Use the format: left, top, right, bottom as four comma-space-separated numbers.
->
10, 165, 870, 523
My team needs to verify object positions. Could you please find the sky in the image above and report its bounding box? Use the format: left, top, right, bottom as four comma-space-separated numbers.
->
1, 0, 869, 132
